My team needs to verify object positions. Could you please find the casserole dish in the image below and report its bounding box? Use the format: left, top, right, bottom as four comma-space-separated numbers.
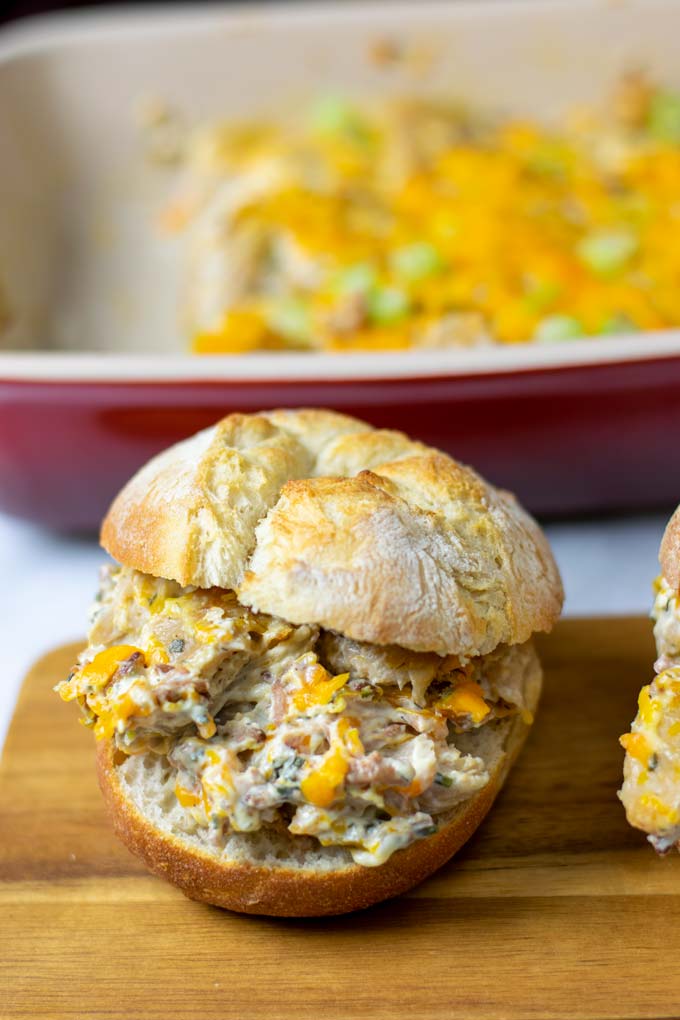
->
2, 0, 680, 528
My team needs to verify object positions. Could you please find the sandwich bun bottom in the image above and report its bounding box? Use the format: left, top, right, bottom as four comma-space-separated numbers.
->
96, 702, 537, 917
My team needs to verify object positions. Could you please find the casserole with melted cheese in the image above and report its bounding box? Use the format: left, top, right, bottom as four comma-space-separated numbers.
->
158, 74, 680, 354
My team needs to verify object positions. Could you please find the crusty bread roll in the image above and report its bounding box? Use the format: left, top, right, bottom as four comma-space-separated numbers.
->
102, 409, 562, 658
61, 409, 562, 915
660, 506, 680, 591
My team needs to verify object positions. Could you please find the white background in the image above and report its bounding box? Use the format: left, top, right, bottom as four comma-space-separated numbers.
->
0, 507, 672, 753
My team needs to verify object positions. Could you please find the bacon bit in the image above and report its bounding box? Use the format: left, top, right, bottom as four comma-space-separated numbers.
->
223, 718, 265, 749
283, 732, 312, 753
271, 677, 287, 724
347, 752, 404, 787
115, 651, 144, 677
153, 670, 204, 701
381, 723, 406, 741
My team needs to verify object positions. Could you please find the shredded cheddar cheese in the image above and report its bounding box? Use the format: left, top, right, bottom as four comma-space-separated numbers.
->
170, 75, 680, 353
145, 636, 169, 666
93, 688, 149, 740
300, 717, 363, 807
639, 794, 680, 825
300, 746, 349, 808
293, 666, 349, 712
638, 685, 663, 730
59, 645, 144, 700
435, 681, 491, 725
174, 783, 201, 808
620, 731, 650, 765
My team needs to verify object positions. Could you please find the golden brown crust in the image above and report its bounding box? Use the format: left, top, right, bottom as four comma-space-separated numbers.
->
660, 506, 680, 590
95, 709, 534, 917
100, 413, 320, 590
241, 453, 562, 655
101, 409, 563, 658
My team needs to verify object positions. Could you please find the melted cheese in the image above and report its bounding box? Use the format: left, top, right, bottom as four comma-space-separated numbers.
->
300, 717, 363, 807
175, 783, 201, 808
177, 77, 680, 354
93, 684, 150, 740
59, 645, 144, 701
293, 666, 349, 712
145, 636, 169, 665
436, 681, 491, 725
619, 731, 650, 765
300, 747, 349, 808
638, 685, 662, 730
639, 794, 680, 825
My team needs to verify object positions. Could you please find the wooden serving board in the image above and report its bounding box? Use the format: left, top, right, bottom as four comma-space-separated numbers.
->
2, 618, 680, 1020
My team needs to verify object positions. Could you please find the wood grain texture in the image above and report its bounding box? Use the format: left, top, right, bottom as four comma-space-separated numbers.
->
2, 618, 680, 1020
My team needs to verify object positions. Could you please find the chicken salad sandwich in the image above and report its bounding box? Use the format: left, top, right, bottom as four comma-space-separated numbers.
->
57, 408, 563, 915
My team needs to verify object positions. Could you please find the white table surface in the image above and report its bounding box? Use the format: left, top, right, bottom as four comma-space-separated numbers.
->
0, 509, 672, 754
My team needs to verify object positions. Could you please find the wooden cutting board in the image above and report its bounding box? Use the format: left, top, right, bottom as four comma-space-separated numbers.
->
2, 618, 680, 1020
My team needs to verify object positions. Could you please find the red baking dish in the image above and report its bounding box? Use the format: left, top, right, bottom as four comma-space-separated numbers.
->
2, 0, 680, 529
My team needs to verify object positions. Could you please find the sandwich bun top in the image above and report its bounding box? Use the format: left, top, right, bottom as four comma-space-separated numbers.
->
101, 408, 563, 658
660, 505, 680, 589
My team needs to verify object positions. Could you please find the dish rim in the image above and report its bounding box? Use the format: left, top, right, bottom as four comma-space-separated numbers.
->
2, 331, 680, 383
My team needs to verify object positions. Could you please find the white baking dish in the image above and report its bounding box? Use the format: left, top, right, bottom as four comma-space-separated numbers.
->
1, 0, 680, 374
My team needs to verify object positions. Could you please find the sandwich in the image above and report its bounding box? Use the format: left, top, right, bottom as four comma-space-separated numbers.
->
620, 506, 680, 852
56, 408, 563, 915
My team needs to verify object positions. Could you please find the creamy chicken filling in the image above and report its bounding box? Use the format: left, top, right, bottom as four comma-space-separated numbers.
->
652, 575, 680, 673
620, 666, 680, 852
58, 566, 537, 866
620, 575, 680, 850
